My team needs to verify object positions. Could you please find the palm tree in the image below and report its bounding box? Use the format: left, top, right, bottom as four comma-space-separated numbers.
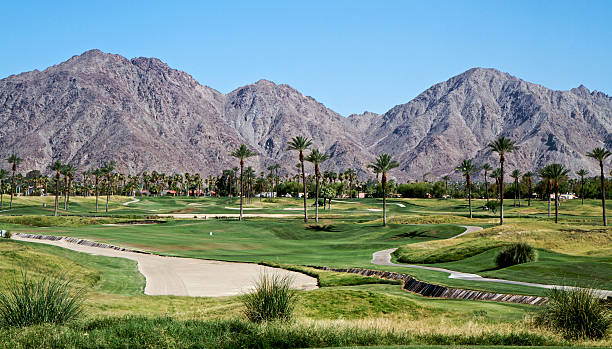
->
48, 160, 63, 217
538, 166, 553, 217
0, 169, 7, 209
491, 168, 502, 200
369, 154, 399, 226
547, 164, 570, 224
587, 147, 611, 226
63, 164, 77, 209
102, 161, 116, 213
287, 136, 312, 223
6, 154, 23, 209
510, 169, 521, 207
345, 168, 356, 198
576, 169, 588, 206
305, 149, 329, 222
488, 137, 518, 225
523, 172, 534, 206
267, 164, 280, 199
482, 163, 492, 202
92, 168, 104, 212
455, 159, 478, 218
442, 175, 450, 197
229, 144, 256, 221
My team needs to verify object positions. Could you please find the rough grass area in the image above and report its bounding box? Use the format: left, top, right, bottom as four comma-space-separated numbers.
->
260, 263, 400, 287
0, 215, 159, 227
0, 316, 566, 348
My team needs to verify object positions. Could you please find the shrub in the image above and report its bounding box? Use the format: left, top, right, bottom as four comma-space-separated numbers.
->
485, 200, 499, 213
242, 273, 296, 323
494, 242, 536, 268
535, 287, 610, 339
1, 230, 10, 239
0, 273, 85, 327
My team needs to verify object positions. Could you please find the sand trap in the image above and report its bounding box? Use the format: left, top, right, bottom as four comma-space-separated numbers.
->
331, 200, 359, 204
283, 208, 304, 211
224, 207, 261, 210
158, 213, 300, 219
122, 198, 140, 206
187, 203, 203, 206
376, 202, 406, 207
13, 235, 317, 297
367, 208, 382, 212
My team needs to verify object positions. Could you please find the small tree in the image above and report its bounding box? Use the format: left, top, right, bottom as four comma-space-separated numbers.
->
229, 144, 256, 221
455, 159, 478, 218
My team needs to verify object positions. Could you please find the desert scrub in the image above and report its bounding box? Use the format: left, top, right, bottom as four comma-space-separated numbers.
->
535, 287, 610, 339
242, 273, 296, 323
495, 242, 537, 268
0, 273, 85, 326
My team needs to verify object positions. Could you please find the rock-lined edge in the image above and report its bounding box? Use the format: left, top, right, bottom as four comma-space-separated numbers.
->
15, 233, 152, 255
308, 265, 547, 305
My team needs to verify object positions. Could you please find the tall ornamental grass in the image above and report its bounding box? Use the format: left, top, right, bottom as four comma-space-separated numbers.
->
535, 287, 610, 339
0, 273, 85, 327
495, 242, 536, 268
242, 272, 296, 323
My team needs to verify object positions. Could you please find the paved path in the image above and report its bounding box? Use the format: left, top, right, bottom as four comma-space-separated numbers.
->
371, 225, 612, 298
122, 197, 140, 206
13, 235, 317, 297
158, 213, 301, 219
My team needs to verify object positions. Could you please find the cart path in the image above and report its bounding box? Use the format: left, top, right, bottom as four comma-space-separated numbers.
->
12, 234, 317, 297
371, 225, 612, 298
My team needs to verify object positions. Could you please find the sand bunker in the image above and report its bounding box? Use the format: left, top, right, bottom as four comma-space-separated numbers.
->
13, 235, 317, 297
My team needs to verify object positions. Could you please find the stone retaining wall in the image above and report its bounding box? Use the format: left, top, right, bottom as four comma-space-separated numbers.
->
309, 266, 547, 305
15, 233, 152, 255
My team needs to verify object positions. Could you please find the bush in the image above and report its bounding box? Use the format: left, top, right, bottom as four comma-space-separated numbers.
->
535, 287, 610, 339
494, 242, 536, 268
242, 273, 296, 323
1, 230, 10, 239
0, 273, 85, 327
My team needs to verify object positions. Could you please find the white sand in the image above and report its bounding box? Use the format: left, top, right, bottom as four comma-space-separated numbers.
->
158, 213, 300, 219
13, 236, 317, 297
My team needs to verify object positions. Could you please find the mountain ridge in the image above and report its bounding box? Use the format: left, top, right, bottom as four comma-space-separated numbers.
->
0, 50, 610, 181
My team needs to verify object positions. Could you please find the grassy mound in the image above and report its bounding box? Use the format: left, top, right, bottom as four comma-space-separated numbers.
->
394, 238, 508, 264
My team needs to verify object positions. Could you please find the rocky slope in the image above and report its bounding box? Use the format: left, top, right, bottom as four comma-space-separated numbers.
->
0, 50, 610, 181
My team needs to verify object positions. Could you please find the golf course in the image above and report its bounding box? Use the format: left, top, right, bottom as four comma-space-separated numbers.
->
0, 194, 610, 348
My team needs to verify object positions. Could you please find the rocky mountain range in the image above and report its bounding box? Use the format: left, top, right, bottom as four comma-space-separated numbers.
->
0, 49, 610, 181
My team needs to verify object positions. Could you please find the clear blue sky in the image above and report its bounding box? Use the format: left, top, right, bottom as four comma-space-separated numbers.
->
2, 1, 611, 115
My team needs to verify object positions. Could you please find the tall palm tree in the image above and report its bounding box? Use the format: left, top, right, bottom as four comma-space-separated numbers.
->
92, 168, 104, 212
547, 164, 570, 224
229, 144, 256, 221
576, 169, 588, 206
587, 147, 611, 226
369, 154, 399, 226
482, 163, 492, 202
345, 168, 356, 198
442, 175, 450, 197
455, 159, 478, 218
538, 166, 553, 217
267, 164, 280, 199
305, 149, 329, 222
102, 161, 116, 213
0, 169, 7, 209
491, 168, 502, 200
65, 164, 77, 209
7, 154, 23, 209
488, 137, 518, 225
510, 169, 521, 207
48, 160, 63, 217
288, 136, 312, 223
523, 172, 534, 206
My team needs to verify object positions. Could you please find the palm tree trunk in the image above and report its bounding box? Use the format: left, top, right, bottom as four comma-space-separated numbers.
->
555, 182, 559, 224
580, 178, 584, 205
10, 167, 15, 209
547, 180, 551, 217
0, 180, 3, 209
54, 173, 59, 216
484, 172, 489, 203
382, 172, 387, 226
300, 153, 307, 223
600, 161, 607, 226
467, 175, 472, 218
528, 180, 532, 206
67, 178, 72, 209
95, 178, 99, 212
499, 157, 504, 225
64, 177, 68, 209
105, 177, 110, 213
239, 161, 244, 221
315, 165, 320, 222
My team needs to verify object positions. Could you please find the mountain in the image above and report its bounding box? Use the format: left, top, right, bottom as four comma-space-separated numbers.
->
363, 68, 612, 180
1, 50, 610, 181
